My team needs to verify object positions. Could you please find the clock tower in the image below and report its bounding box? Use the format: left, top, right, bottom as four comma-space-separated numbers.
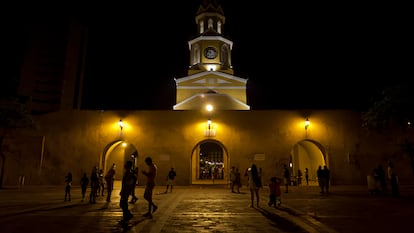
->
174, 0, 250, 111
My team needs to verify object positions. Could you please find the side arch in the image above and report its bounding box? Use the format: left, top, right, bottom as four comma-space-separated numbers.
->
101, 140, 138, 179
290, 139, 327, 184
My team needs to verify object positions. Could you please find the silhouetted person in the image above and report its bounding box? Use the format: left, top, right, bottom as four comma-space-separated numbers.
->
230, 166, 236, 193
142, 156, 158, 218
283, 164, 290, 193
322, 165, 330, 193
97, 169, 105, 196
64, 172, 72, 201
245, 164, 261, 207
305, 168, 309, 185
388, 162, 399, 197
130, 167, 138, 203
165, 167, 176, 193
105, 163, 116, 202
375, 164, 387, 194
80, 173, 89, 202
89, 166, 99, 204
317, 166, 324, 193
268, 176, 282, 207
119, 161, 135, 224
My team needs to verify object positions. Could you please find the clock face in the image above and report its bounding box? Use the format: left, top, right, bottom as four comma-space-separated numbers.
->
204, 47, 217, 59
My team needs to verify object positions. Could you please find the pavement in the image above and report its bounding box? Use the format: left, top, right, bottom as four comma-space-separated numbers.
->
1, 182, 414, 233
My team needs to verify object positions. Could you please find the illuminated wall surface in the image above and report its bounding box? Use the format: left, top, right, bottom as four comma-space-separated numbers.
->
3, 109, 413, 186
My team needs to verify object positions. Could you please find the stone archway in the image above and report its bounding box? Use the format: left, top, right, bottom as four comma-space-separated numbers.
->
190, 139, 229, 184
101, 140, 138, 180
290, 139, 327, 185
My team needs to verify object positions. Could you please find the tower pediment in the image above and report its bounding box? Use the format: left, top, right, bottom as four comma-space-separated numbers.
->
176, 71, 247, 88
175, 71, 249, 110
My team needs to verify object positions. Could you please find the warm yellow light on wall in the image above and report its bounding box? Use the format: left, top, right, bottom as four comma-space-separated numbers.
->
206, 64, 217, 71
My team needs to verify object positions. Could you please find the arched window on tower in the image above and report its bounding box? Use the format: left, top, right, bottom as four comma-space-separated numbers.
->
208, 18, 213, 29
221, 44, 230, 67
199, 21, 204, 34
217, 21, 222, 34
193, 44, 200, 65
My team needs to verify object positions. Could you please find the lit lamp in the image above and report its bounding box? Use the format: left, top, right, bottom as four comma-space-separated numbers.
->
206, 104, 213, 112
118, 119, 124, 137
205, 118, 215, 137
305, 117, 310, 130
118, 119, 124, 131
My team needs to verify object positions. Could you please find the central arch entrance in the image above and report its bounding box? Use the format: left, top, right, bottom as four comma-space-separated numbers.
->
191, 139, 228, 184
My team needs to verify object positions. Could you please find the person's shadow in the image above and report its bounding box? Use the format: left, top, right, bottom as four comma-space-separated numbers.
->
255, 207, 305, 232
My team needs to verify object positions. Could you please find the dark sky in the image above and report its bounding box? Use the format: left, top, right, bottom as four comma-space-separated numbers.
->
6, 1, 411, 111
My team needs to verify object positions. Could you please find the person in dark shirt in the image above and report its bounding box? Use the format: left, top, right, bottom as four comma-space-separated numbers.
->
164, 167, 177, 193
80, 173, 89, 202
64, 172, 73, 201
119, 161, 135, 224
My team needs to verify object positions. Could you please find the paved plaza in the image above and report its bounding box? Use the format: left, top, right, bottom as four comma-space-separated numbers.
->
0, 182, 413, 233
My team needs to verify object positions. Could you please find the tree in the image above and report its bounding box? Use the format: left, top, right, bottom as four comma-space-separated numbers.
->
0, 97, 36, 189
361, 83, 414, 176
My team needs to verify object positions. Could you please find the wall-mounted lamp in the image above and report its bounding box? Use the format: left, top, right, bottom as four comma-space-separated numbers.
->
204, 118, 216, 137
118, 119, 124, 131
305, 117, 310, 130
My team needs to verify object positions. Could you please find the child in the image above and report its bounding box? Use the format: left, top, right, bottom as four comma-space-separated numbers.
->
268, 176, 282, 207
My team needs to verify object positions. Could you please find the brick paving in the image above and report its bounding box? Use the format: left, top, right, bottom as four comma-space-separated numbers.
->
1, 182, 413, 233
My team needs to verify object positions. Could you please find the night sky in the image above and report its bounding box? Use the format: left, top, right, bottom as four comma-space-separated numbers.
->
5, 1, 410, 111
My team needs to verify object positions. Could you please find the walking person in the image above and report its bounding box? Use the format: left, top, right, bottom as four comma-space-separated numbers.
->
97, 169, 105, 197
142, 156, 158, 218
89, 166, 99, 204
304, 168, 309, 186
230, 166, 237, 193
297, 169, 302, 186
164, 167, 177, 193
80, 172, 89, 202
283, 164, 290, 193
129, 167, 138, 204
317, 165, 325, 194
376, 164, 387, 194
105, 163, 116, 202
119, 161, 135, 224
234, 167, 241, 193
245, 164, 261, 208
387, 161, 399, 197
64, 172, 72, 201
322, 165, 330, 193
268, 176, 282, 207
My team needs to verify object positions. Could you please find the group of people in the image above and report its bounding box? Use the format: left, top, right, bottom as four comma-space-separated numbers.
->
370, 162, 400, 197
241, 163, 333, 208
243, 164, 282, 208
317, 165, 331, 194
73, 164, 117, 204
65, 156, 165, 224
